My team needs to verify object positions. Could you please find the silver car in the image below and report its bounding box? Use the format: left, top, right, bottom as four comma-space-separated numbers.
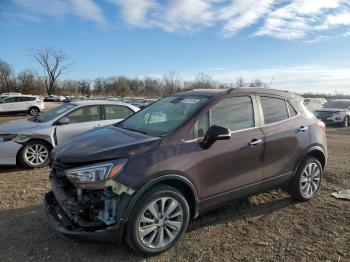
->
0, 100, 139, 168
314, 99, 350, 127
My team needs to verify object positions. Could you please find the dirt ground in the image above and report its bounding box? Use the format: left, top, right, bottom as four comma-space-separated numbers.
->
0, 111, 349, 261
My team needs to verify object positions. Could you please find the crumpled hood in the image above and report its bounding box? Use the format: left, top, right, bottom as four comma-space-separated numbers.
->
316, 108, 346, 113
52, 126, 161, 165
0, 119, 39, 134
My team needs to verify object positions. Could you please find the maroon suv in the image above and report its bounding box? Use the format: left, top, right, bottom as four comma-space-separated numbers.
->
44, 88, 327, 255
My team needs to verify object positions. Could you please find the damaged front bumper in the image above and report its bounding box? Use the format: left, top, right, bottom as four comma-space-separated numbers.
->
43, 191, 125, 244
43, 174, 135, 244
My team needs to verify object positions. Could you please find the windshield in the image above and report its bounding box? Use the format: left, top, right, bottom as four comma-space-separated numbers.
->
119, 95, 209, 136
30, 103, 76, 123
323, 101, 350, 109
0, 96, 6, 101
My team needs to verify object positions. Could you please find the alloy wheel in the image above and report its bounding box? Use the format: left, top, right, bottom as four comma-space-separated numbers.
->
24, 144, 49, 166
299, 162, 321, 198
137, 197, 183, 249
30, 108, 39, 116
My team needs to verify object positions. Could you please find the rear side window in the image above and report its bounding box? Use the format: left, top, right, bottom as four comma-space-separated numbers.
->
18, 97, 36, 102
65, 105, 101, 124
105, 105, 132, 120
260, 97, 289, 124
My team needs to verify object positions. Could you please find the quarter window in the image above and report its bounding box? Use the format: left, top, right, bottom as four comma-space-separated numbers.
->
105, 105, 131, 120
260, 97, 289, 124
64, 105, 101, 124
287, 101, 298, 117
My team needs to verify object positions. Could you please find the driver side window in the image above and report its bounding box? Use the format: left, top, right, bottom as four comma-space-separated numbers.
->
64, 105, 101, 124
185, 96, 254, 140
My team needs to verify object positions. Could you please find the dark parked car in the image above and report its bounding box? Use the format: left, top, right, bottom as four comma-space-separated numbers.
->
44, 88, 327, 255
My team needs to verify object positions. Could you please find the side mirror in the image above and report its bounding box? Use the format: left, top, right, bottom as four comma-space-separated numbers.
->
56, 117, 70, 125
200, 125, 231, 149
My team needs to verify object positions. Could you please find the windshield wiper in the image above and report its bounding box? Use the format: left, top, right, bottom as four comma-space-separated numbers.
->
121, 127, 148, 135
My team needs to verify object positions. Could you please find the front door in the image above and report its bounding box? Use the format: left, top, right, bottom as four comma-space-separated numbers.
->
0, 96, 19, 112
55, 105, 102, 144
190, 95, 264, 208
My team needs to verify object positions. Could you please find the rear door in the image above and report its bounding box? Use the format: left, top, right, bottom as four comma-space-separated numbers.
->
55, 105, 103, 144
186, 95, 264, 207
102, 105, 133, 125
18, 96, 34, 111
258, 96, 310, 188
0, 96, 19, 112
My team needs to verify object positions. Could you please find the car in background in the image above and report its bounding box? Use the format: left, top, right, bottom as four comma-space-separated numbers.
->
1, 92, 22, 96
0, 100, 139, 168
0, 95, 44, 116
304, 97, 327, 112
314, 99, 350, 127
44, 88, 327, 255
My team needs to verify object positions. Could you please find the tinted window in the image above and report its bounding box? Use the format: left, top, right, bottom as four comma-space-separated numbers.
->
211, 96, 254, 131
65, 105, 101, 124
105, 105, 131, 120
18, 96, 36, 102
3, 97, 18, 103
287, 101, 298, 117
185, 96, 254, 140
260, 97, 289, 124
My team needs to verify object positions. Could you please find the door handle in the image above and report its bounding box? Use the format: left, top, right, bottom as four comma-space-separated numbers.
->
249, 138, 263, 147
298, 126, 309, 132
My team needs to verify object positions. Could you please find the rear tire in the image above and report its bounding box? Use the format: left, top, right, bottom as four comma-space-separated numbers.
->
19, 140, 51, 168
289, 157, 323, 201
29, 107, 40, 116
125, 184, 190, 256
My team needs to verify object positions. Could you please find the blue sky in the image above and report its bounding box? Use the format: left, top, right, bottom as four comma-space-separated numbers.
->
1, 0, 350, 93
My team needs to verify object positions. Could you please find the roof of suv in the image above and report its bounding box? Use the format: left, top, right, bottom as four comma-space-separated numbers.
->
179, 88, 298, 99
70, 99, 138, 108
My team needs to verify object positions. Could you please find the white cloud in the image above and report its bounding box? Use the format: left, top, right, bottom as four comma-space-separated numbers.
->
14, 0, 107, 26
109, 0, 350, 40
181, 65, 350, 94
12, 0, 350, 40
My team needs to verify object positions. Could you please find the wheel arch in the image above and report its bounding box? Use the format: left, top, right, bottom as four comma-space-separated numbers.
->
16, 138, 53, 162
124, 174, 200, 221
294, 145, 326, 175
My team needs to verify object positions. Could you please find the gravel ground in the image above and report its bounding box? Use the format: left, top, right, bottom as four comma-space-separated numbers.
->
0, 113, 349, 261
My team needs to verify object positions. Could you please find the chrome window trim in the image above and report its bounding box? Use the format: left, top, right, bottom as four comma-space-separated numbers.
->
182, 106, 301, 143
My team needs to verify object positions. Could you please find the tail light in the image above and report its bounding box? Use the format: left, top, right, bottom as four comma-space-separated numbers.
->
317, 119, 326, 132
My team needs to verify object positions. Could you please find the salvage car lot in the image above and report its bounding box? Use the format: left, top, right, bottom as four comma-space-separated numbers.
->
0, 114, 349, 261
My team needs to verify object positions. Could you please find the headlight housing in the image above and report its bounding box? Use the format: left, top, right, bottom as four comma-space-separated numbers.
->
0, 134, 17, 142
65, 159, 128, 184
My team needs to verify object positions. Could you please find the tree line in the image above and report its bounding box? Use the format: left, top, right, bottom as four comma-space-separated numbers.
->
0, 48, 271, 98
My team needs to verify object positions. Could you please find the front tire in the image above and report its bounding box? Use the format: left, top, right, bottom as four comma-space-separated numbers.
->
19, 140, 51, 168
125, 184, 190, 256
289, 157, 323, 201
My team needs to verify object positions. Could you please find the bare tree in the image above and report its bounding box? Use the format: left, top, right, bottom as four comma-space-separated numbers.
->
29, 48, 71, 95
163, 72, 182, 96
0, 59, 15, 93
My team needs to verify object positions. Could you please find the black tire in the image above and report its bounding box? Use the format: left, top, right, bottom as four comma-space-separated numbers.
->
19, 140, 52, 168
289, 156, 323, 201
29, 106, 40, 116
342, 116, 349, 128
125, 184, 190, 256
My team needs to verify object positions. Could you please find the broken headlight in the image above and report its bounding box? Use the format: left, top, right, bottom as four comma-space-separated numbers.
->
65, 159, 128, 184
